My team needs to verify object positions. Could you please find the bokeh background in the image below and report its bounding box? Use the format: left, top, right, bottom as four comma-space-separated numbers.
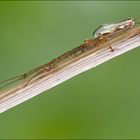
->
0, 1, 140, 139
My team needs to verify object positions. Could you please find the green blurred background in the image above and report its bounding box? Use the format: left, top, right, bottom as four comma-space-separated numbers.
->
0, 1, 140, 139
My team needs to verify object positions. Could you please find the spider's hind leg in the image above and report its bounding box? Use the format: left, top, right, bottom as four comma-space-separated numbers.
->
99, 34, 114, 52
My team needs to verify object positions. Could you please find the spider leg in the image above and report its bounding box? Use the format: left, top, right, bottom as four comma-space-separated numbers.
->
100, 34, 114, 52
